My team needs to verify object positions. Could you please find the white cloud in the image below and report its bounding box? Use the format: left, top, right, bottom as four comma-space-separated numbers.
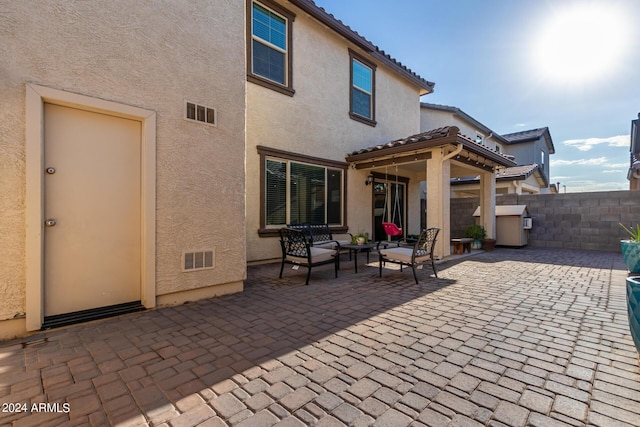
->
602, 169, 623, 174
551, 157, 608, 166
563, 134, 629, 151
606, 162, 629, 168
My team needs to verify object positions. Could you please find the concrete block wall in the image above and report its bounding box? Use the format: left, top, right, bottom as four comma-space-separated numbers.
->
449, 190, 639, 252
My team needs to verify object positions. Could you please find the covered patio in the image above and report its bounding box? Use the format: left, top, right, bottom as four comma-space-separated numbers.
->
346, 126, 517, 258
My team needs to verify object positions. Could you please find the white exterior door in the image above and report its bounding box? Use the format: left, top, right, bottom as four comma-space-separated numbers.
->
43, 103, 142, 316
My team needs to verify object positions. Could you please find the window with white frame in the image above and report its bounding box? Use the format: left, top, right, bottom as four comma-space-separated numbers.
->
248, 1, 295, 96
265, 158, 343, 227
349, 50, 376, 126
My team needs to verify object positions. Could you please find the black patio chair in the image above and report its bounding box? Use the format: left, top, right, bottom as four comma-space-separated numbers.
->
378, 227, 440, 284
279, 228, 338, 285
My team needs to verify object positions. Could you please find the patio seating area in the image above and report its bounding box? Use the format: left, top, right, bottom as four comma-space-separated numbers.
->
1, 248, 639, 426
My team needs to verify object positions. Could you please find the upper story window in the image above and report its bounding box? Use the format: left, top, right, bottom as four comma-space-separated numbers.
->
247, 0, 295, 96
475, 133, 484, 144
349, 50, 376, 126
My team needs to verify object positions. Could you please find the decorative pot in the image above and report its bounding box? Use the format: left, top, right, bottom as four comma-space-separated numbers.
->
482, 239, 496, 252
621, 240, 640, 274
626, 276, 640, 353
471, 239, 482, 250
357, 237, 365, 245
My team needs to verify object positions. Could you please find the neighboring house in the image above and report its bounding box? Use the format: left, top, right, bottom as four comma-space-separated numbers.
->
501, 127, 555, 192
0, 1, 247, 338
420, 103, 554, 196
420, 103, 508, 154
451, 164, 549, 197
629, 115, 640, 190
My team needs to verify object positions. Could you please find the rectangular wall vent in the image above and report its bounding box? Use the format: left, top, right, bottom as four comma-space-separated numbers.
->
185, 101, 216, 126
183, 250, 215, 272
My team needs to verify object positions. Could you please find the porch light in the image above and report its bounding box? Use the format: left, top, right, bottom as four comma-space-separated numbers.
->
365, 174, 374, 186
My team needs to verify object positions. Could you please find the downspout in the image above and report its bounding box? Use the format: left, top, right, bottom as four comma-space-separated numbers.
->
442, 143, 463, 163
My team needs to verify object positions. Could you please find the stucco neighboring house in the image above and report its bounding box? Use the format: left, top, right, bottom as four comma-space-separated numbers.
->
0, 1, 247, 338
501, 127, 555, 193
420, 103, 553, 196
452, 164, 549, 197
420, 103, 508, 154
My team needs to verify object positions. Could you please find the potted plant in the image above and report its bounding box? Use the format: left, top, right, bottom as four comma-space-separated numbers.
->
627, 276, 640, 353
620, 223, 640, 353
465, 224, 486, 249
482, 236, 497, 252
620, 223, 640, 274
351, 232, 369, 246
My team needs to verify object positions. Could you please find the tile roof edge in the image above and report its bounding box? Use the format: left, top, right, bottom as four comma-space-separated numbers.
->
289, 0, 435, 93
502, 127, 548, 140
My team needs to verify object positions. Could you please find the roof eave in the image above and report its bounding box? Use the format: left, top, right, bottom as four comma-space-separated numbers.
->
345, 135, 458, 164
346, 135, 517, 168
461, 138, 517, 168
289, 0, 434, 94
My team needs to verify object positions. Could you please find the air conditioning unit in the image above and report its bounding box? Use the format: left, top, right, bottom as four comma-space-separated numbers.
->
523, 217, 532, 230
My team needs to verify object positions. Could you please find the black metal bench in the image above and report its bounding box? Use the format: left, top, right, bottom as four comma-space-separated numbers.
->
278, 228, 338, 285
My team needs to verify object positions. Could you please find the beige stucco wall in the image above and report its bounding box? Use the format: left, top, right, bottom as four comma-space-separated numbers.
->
0, 1, 246, 329
420, 109, 503, 153
246, 0, 423, 262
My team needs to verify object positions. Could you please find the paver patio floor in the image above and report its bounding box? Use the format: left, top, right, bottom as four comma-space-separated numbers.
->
1, 248, 639, 426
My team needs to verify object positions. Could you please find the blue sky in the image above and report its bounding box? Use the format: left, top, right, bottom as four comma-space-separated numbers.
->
314, 0, 640, 192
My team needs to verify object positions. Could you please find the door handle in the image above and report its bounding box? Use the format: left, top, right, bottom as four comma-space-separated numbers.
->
45, 219, 57, 227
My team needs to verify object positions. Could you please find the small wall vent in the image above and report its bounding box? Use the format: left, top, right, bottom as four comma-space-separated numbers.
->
183, 250, 215, 272
185, 101, 216, 126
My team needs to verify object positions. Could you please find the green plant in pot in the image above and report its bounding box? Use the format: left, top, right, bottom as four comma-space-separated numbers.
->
465, 224, 486, 249
620, 223, 640, 274
351, 232, 369, 245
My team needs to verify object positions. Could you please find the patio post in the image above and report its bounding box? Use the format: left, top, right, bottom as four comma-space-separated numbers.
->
426, 149, 451, 258
479, 170, 496, 239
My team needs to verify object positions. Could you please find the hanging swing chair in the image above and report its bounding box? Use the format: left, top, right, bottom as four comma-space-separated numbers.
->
381, 165, 403, 237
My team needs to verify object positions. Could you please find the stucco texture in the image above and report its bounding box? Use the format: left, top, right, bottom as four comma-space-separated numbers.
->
0, 1, 246, 321
246, 0, 423, 262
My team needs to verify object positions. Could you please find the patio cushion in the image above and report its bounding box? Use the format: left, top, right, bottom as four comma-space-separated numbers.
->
286, 246, 336, 264
314, 239, 351, 249
380, 247, 431, 264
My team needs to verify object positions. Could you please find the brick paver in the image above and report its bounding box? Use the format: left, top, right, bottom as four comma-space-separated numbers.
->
0, 247, 638, 426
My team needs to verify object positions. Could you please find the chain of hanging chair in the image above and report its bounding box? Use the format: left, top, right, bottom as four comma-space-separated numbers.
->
381, 165, 403, 237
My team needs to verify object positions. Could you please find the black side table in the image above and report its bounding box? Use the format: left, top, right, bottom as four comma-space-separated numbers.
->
341, 243, 379, 273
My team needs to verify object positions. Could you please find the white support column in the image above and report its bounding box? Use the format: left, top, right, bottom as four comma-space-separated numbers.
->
479, 170, 496, 239
426, 149, 451, 258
